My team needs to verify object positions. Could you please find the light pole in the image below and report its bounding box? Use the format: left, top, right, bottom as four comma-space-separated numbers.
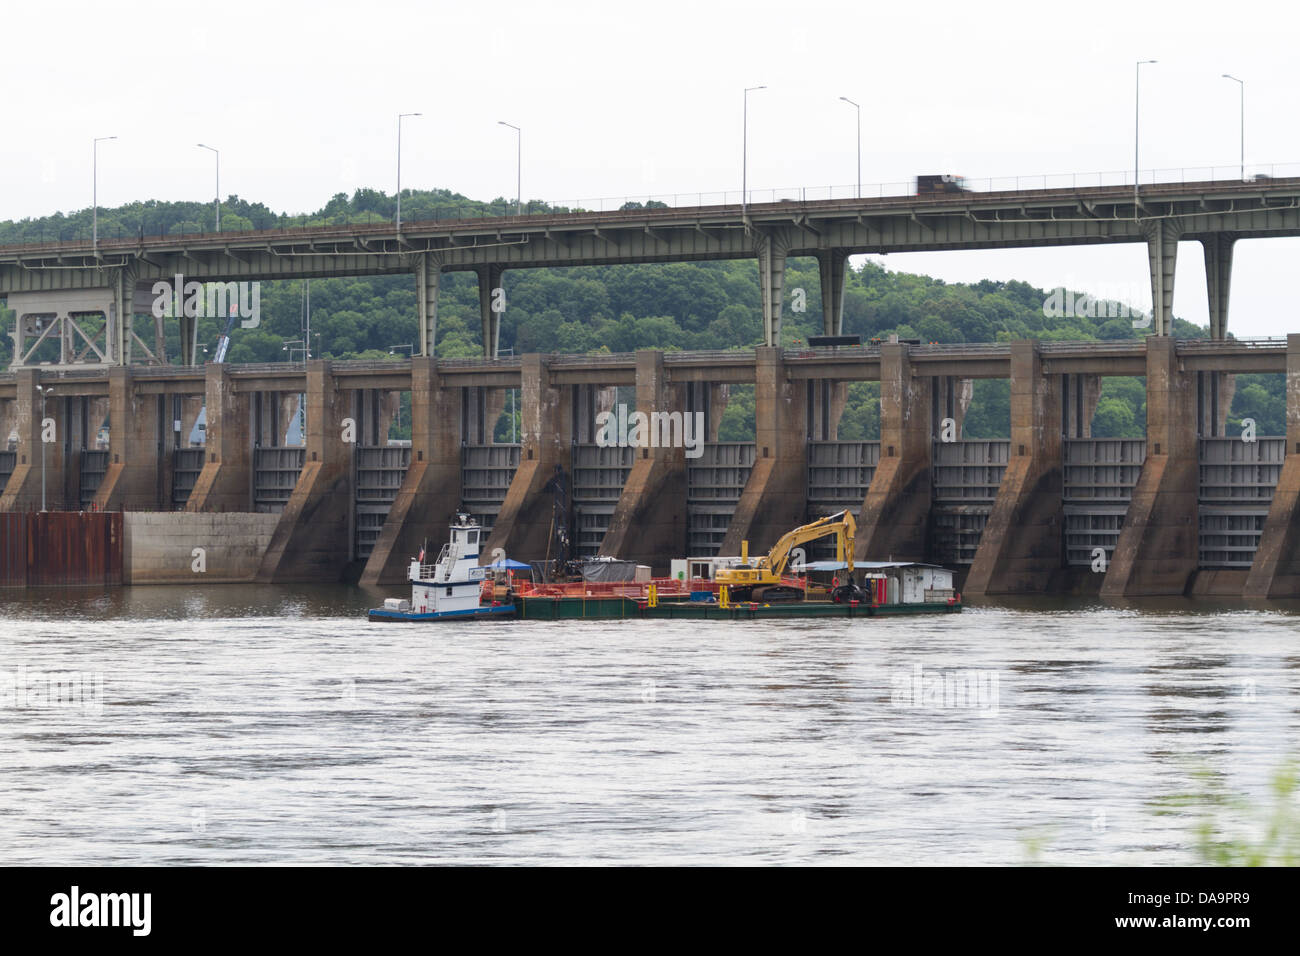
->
742, 85, 766, 217
498, 121, 521, 215
396, 112, 422, 231
1222, 74, 1244, 180
839, 96, 861, 198
197, 143, 220, 231
36, 385, 51, 511
1134, 59, 1157, 216
92, 136, 116, 253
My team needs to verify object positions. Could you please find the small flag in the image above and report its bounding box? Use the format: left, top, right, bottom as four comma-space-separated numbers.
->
418, 547, 425, 563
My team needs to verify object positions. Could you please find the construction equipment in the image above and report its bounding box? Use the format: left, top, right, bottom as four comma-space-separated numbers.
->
714, 510, 859, 603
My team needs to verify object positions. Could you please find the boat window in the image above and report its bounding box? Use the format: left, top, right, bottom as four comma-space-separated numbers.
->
446, 587, 453, 597
467, 530, 479, 545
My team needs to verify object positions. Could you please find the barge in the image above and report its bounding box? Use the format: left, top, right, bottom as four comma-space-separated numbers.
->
368, 513, 962, 623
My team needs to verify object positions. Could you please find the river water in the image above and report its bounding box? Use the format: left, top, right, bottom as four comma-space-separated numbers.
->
0, 585, 1296, 866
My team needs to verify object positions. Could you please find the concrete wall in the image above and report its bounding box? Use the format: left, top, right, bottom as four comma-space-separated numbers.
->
124, 512, 279, 584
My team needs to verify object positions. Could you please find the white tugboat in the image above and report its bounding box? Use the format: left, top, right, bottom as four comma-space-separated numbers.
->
368, 514, 516, 622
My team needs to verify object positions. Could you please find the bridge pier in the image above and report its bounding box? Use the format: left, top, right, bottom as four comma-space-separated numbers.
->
1244, 334, 1300, 597
484, 355, 574, 563
1102, 337, 1200, 596
1144, 220, 1183, 336
477, 263, 504, 358
719, 346, 808, 556
756, 232, 788, 347
599, 350, 687, 570
93, 368, 166, 511
258, 361, 353, 582
415, 253, 442, 358
0, 369, 69, 510
1203, 233, 1235, 341
856, 342, 932, 562
817, 249, 848, 336
965, 342, 1065, 596
361, 359, 464, 586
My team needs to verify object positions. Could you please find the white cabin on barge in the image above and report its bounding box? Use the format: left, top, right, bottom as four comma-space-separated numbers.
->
405, 514, 489, 615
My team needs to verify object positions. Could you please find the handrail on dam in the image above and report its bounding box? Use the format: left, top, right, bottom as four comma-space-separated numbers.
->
0, 337, 1287, 387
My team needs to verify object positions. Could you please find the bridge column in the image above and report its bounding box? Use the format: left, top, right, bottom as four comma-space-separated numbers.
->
1203, 233, 1235, 341
186, 364, 253, 512
0, 370, 68, 511
720, 346, 808, 555
756, 232, 788, 347
1144, 220, 1183, 336
361, 359, 464, 586
477, 263, 504, 358
965, 342, 1065, 596
484, 354, 573, 563
856, 343, 931, 561
1101, 336, 1199, 596
93, 368, 166, 510
258, 361, 354, 581
817, 249, 848, 336
1245, 334, 1300, 597
599, 350, 688, 571
415, 253, 442, 358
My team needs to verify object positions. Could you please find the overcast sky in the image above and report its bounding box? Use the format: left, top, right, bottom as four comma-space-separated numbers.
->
5, 0, 1298, 337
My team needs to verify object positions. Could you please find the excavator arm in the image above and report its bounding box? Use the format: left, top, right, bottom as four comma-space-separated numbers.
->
762, 510, 856, 578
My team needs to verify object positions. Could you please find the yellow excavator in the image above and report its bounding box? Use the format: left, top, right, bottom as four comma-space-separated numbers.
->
715, 510, 859, 603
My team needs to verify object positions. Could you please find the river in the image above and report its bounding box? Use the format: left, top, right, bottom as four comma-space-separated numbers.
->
1, 586, 1296, 865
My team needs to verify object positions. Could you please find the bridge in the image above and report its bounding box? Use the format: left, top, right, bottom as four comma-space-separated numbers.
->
5, 176, 1300, 367
2, 335, 1299, 600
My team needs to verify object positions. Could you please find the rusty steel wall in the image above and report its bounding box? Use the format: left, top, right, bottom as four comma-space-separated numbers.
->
0, 511, 123, 588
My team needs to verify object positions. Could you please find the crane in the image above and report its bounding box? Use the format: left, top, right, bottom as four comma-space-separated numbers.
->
714, 510, 858, 603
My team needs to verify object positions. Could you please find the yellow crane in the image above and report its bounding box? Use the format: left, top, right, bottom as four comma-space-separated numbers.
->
715, 510, 857, 603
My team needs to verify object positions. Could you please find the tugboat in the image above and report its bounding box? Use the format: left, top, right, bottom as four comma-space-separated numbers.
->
367, 514, 516, 622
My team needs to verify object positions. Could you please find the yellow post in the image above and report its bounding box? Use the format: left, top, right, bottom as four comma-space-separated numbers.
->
719, 584, 729, 609
647, 583, 658, 608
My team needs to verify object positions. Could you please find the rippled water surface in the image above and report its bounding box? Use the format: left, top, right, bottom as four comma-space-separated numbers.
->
1, 585, 1297, 865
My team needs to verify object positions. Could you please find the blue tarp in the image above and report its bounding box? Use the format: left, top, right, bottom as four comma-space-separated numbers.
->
487, 558, 531, 570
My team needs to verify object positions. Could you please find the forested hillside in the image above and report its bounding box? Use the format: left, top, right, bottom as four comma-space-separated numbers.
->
0, 188, 1286, 439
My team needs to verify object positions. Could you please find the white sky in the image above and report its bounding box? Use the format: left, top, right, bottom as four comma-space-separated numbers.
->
4, 0, 1299, 337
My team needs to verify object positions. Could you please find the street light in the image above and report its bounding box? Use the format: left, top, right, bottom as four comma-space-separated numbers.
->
498, 121, 522, 215
742, 85, 766, 218
839, 96, 861, 198
1134, 59, 1157, 216
197, 143, 220, 231
389, 343, 414, 356
1222, 74, 1244, 180
396, 112, 422, 231
35, 385, 52, 511
92, 136, 116, 254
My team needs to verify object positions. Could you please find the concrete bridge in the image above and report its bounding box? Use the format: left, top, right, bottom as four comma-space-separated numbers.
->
5, 176, 1300, 366
2, 336, 1298, 599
